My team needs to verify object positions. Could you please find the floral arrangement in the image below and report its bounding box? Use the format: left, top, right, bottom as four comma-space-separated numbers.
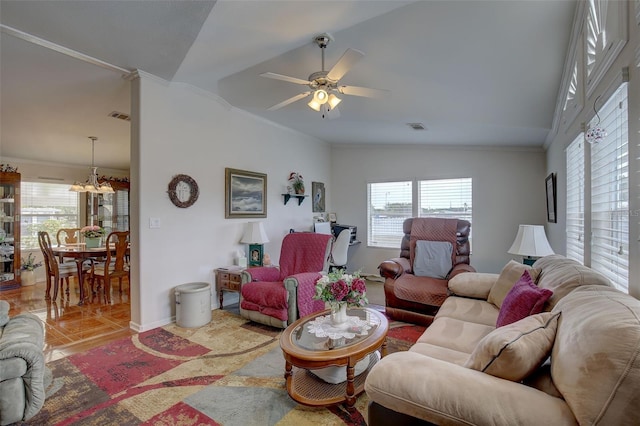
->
21, 253, 43, 271
81, 225, 105, 238
288, 172, 305, 194
314, 269, 368, 307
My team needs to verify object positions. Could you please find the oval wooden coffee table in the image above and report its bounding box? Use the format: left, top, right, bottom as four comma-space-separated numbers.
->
279, 307, 388, 407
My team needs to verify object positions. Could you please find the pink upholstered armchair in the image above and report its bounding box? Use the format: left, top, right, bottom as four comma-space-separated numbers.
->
239, 232, 332, 328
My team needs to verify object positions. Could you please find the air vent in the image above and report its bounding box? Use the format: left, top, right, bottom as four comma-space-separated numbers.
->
406, 122, 426, 130
108, 111, 131, 121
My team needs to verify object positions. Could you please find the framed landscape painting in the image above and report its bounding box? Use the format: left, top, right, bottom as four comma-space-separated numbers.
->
225, 168, 267, 218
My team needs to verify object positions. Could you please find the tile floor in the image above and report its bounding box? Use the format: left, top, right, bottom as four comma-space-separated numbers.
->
1, 277, 134, 362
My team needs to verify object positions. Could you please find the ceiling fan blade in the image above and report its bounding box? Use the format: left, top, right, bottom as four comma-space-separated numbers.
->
326, 48, 364, 81
338, 85, 388, 99
260, 72, 311, 85
267, 92, 311, 111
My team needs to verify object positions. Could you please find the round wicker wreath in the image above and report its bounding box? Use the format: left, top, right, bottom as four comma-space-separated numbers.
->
167, 174, 199, 208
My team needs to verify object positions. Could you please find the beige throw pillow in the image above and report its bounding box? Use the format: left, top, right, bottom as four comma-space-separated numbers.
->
464, 312, 560, 382
488, 260, 540, 308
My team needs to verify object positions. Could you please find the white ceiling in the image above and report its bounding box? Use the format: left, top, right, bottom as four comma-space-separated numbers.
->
0, 0, 576, 170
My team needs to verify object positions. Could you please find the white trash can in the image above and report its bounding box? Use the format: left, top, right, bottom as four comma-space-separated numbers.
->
175, 282, 212, 328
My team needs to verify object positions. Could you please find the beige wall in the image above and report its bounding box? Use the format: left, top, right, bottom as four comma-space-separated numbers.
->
330, 144, 547, 275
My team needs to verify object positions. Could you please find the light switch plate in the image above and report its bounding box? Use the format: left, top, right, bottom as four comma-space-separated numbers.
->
149, 217, 161, 228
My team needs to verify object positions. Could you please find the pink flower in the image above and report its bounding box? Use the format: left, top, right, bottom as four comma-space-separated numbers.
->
351, 278, 366, 294
329, 280, 349, 301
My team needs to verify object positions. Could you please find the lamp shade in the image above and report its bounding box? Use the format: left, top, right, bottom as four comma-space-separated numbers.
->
508, 225, 554, 257
240, 221, 269, 244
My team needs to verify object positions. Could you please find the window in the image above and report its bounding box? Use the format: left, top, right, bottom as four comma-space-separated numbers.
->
590, 83, 628, 291
566, 134, 585, 263
21, 182, 80, 249
367, 181, 412, 248
418, 178, 472, 223
367, 178, 472, 248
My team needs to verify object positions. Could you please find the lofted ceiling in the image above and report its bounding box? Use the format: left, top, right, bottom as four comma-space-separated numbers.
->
0, 0, 576, 170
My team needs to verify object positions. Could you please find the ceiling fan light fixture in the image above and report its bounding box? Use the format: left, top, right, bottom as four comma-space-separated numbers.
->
328, 93, 341, 109
313, 89, 328, 104
308, 99, 322, 111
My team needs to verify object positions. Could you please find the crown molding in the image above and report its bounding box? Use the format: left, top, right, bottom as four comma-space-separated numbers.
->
1, 24, 130, 75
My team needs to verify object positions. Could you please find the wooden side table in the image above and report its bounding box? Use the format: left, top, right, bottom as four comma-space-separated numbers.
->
214, 268, 243, 309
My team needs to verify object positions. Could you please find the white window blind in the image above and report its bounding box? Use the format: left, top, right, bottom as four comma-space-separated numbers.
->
21, 182, 80, 250
590, 83, 629, 291
368, 181, 412, 248
367, 178, 473, 249
566, 135, 585, 263
418, 178, 472, 223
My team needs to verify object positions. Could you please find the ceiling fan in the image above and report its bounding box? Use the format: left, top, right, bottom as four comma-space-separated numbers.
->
261, 33, 387, 118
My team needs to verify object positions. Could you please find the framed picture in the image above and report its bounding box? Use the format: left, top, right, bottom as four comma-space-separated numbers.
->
225, 168, 267, 218
248, 244, 264, 267
546, 173, 557, 223
328, 212, 337, 223
312, 181, 326, 213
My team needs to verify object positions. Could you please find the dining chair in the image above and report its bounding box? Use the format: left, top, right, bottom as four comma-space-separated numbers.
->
89, 231, 129, 304
38, 231, 79, 301
55, 227, 81, 263
55, 228, 80, 246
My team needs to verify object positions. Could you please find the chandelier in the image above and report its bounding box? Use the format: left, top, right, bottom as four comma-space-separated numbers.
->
69, 136, 114, 193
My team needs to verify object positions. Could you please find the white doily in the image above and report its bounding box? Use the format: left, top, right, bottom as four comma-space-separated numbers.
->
306, 314, 372, 339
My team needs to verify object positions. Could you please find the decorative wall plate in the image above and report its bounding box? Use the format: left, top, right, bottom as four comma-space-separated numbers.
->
167, 174, 199, 208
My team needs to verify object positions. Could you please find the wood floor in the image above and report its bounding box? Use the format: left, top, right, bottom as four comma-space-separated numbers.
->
1, 277, 134, 362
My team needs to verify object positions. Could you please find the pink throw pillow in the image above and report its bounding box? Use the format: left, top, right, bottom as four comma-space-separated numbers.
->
496, 270, 552, 327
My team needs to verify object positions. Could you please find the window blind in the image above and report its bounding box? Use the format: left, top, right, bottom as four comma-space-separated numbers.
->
367, 181, 412, 248
566, 135, 585, 263
21, 182, 80, 250
590, 83, 629, 291
418, 178, 472, 223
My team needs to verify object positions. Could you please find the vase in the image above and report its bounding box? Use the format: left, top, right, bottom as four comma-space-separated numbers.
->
21, 270, 36, 286
330, 302, 349, 327
85, 237, 101, 248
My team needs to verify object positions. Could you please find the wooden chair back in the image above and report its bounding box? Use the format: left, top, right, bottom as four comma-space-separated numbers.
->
104, 231, 129, 278
38, 231, 75, 300
56, 228, 80, 246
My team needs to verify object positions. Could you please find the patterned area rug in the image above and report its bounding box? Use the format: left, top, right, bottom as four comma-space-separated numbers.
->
27, 309, 425, 426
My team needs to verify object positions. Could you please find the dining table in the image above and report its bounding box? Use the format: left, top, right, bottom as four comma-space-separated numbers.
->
51, 243, 128, 305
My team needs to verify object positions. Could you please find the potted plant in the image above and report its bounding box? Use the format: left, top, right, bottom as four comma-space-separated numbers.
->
20, 253, 43, 286
81, 225, 105, 248
288, 172, 305, 195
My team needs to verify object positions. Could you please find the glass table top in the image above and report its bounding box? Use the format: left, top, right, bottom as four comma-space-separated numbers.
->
291, 308, 384, 352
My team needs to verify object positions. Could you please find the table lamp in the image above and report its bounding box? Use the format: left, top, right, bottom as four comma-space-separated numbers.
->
240, 221, 269, 267
508, 224, 554, 266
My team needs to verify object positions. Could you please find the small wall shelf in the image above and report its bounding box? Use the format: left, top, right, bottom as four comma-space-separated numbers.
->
282, 193, 308, 206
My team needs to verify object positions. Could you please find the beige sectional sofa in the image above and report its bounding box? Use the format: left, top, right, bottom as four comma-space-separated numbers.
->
365, 255, 640, 425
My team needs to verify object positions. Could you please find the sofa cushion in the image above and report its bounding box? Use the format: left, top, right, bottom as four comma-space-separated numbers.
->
448, 272, 498, 300
550, 285, 640, 425
534, 254, 612, 309
414, 316, 495, 355
488, 260, 540, 308
413, 240, 453, 279
496, 270, 552, 327
464, 312, 560, 381
436, 296, 499, 327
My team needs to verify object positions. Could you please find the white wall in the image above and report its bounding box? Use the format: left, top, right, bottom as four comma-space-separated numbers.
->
330, 145, 547, 275
131, 74, 331, 330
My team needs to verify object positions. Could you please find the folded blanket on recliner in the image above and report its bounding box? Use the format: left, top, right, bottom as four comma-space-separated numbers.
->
409, 218, 458, 268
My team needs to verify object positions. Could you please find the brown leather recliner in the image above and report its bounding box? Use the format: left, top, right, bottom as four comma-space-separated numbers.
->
378, 217, 474, 326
